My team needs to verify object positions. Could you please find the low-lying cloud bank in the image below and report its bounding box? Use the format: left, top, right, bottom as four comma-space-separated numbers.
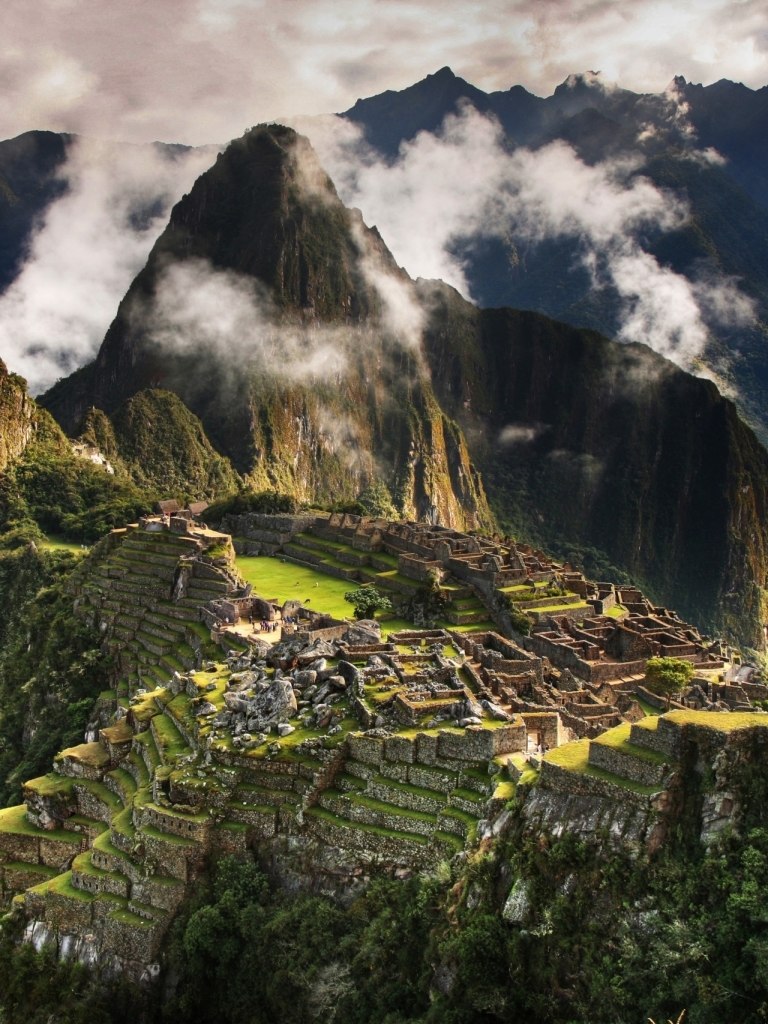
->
0, 136, 216, 394
292, 104, 755, 370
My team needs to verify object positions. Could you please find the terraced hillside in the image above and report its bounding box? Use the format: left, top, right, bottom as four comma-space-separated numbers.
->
5, 511, 764, 976
279, 531, 496, 632
65, 525, 236, 696
525, 711, 768, 846
0, 520, 521, 967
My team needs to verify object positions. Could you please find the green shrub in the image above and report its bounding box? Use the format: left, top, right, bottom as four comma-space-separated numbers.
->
344, 585, 393, 620
205, 489, 301, 522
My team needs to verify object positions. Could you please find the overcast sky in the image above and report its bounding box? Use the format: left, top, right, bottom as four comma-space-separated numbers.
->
1, 0, 767, 146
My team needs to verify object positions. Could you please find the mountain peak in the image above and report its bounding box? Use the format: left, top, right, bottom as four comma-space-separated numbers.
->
428, 66, 456, 80
554, 71, 606, 96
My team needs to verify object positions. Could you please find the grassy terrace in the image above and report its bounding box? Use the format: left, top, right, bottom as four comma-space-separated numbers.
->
153, 714, 191, 761
663, 709, 768, 731
234, 554, 495, 636
527, 601, 591, 617
544, 738, 661, 796
0, 804, 78, 842
591, 723, 674, 764
47, 871, 95, 902
635, 696, 662, 717
306, 805, 429, 845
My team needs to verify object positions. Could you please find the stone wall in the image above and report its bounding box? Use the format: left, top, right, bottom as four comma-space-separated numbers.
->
538, 759, 652, 806
629, 719, 682, 759
305, 811, 436, 866
524, 631, 648, 684
220, 513, 317, 547
587, 743, 669, 787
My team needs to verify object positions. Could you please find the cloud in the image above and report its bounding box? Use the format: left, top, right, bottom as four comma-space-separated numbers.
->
0, 136, 216, 393
0, 1, 766, 145
296, 104, 755, 369
498, 423, 550, 445
140, 257, 358, 382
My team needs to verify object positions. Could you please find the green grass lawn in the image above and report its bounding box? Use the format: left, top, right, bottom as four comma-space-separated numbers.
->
40, 534, 86, 554
236, 556, 357, 620
235, 554, 496, 637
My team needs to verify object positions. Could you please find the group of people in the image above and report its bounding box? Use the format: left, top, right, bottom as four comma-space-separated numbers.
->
252, 618, 279, 633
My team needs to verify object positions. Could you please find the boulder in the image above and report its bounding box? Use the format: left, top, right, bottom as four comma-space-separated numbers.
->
245, 678, 297, 729
294, 670, 317, 689
502, 879, 530, 924
194, 701, 218, 717
481, 699, 513, 722
342, 620, 381, 645
224, 692, 247, 713
336, 660, 359, 684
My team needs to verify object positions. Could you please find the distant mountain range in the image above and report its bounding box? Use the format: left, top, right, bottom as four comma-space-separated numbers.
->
342, 68, 768, 446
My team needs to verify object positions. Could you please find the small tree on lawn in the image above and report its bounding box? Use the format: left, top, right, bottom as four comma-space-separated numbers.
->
344, 585, 393, 620
645, 657, 695, 708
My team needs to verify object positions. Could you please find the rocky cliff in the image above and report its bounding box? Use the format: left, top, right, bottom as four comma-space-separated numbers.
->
421, 285, 768, 646
0, 360, 38, 473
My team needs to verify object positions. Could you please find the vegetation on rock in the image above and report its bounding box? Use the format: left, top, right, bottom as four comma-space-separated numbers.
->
79, 390, 240, 500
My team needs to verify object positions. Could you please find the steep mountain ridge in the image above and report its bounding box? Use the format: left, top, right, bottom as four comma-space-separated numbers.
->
419, 284, 768, 645
41, 124, 490, 530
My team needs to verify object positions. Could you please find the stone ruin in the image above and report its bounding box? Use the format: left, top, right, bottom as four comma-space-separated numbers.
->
0, 509, 765, 976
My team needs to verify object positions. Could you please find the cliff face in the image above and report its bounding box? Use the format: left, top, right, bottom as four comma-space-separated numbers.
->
421, 285, 768, 645
0, 359, 61, 473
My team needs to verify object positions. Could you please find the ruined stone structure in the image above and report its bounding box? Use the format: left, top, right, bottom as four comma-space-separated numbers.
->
0, 511, 760, 976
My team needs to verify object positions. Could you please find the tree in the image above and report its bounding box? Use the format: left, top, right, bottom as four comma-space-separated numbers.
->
344, 585, 393, 620
645, 657, 695, 708
499, 591, 531, 636
356, 482, 397, 519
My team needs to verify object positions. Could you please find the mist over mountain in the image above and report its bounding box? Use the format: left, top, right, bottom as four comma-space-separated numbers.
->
335, 67, 768, 445
0, 131, 217, 393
